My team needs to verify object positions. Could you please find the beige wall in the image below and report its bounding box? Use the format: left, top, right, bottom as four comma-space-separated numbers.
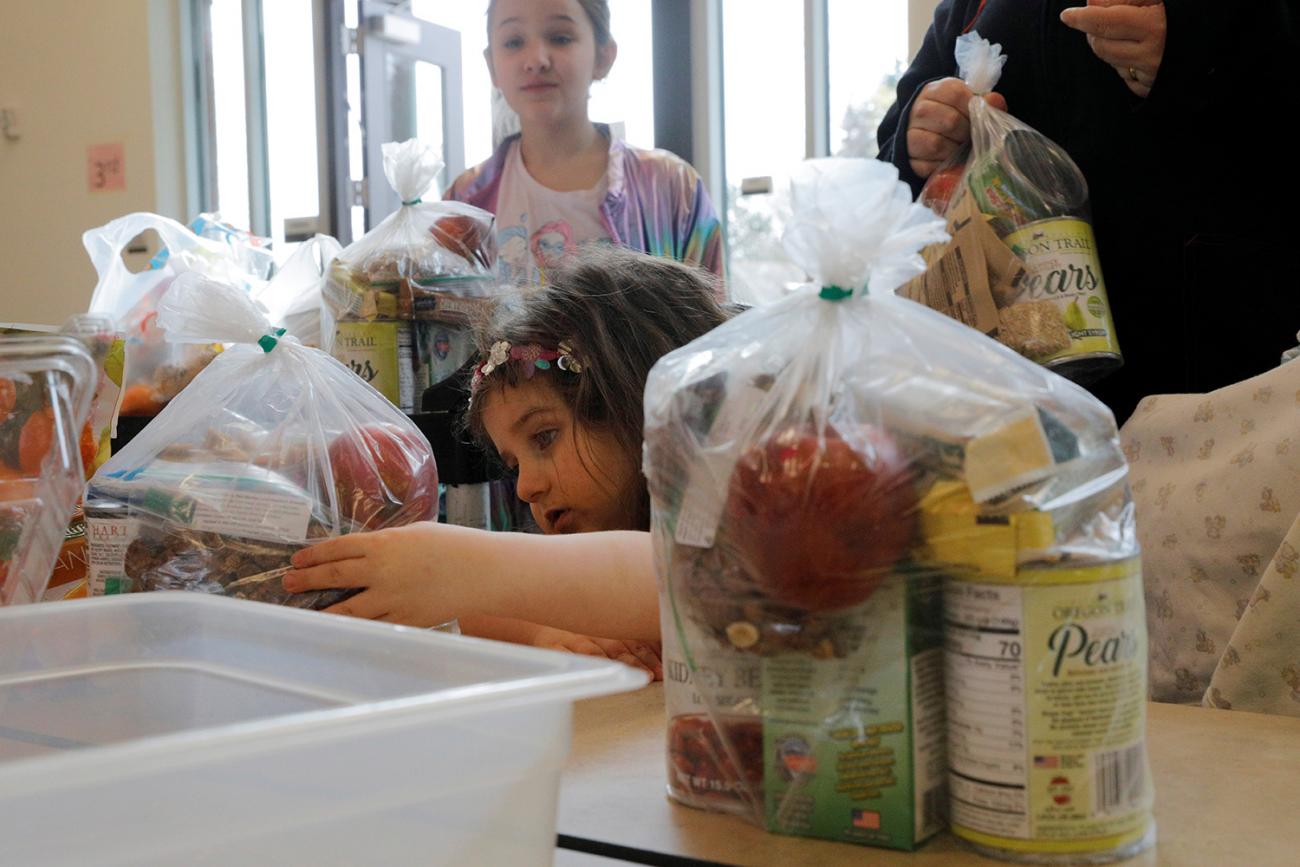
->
910, 0, 941, 58
0, 0, 186, 327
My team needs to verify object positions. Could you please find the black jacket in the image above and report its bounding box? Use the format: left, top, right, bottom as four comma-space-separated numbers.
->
878, 0, 1300, 424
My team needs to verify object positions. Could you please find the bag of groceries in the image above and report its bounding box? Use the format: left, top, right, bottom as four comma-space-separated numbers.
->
0, 336, 97, 605
84, 213, 273, 417
322, 140, 497, 413
84, 273, 438, 608
902, 32, 1121, 384
643, 159, 1154, 859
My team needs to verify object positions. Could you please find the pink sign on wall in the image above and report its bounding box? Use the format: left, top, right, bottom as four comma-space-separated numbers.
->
86, 142, 126, 192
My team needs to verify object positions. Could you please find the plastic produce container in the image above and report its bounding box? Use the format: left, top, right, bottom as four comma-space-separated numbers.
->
0, 335, 97, 605
0, 593, 647, 865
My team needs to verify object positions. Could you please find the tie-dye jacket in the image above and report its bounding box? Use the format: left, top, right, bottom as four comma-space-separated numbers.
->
445, 127, 725, 292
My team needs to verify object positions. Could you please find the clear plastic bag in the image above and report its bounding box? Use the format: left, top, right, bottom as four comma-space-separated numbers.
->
321, 141, 498, 411
85, 273, 438, 609
644, 159, 1152, 860
252, 233, 342, 348
0, 336, 97, 605
187, 212, 276, 283
323, 140, 497, 339
904, 32, 1122, 384
84, 213, 273, 417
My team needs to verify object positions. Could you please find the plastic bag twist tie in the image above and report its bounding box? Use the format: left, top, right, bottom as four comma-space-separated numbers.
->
257, 327, 288, 353
819, 285, 855, 302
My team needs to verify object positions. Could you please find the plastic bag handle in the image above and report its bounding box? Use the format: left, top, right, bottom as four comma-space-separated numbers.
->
83, 213, 207, 312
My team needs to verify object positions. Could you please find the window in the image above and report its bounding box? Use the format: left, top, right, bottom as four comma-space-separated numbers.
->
198, 0, 322, 250
190, 0, 924, 263
828, 0, 909, 158
717, 0, 920, 303
206, 0, 252, 234
589, 0, 655, 147
720, 0, 807, 304
263, 0, 322, 247
409, 2, 494, 169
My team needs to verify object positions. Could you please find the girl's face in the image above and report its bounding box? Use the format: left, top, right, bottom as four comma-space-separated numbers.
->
486, 0, 617, 129
480, 377, 639, 534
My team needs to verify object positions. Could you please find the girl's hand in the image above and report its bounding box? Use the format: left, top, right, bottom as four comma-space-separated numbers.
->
285, 523, 660, 641
1061, 0, 1166, 98
284, 523, 460, 628
906, 78, 1008, 179
531, 626, 664, 681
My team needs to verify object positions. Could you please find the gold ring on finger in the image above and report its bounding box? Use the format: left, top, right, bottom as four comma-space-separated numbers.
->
1127, 67, 1141, 82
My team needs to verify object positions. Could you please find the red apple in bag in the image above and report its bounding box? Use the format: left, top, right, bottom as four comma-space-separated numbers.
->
722, 423, 916, 612
430, 214, 489, 269
328, 424, 438, 531
920, 163, 965, 214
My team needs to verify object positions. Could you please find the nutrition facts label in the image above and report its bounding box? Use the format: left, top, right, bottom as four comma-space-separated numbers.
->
944, 580, 1031, 839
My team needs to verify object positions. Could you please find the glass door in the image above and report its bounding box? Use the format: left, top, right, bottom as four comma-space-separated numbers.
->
358, 1, 465, 226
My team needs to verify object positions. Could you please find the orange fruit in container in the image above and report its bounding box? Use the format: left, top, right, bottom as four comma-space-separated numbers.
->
0, 377, 15, 419
18, 407, 55, 475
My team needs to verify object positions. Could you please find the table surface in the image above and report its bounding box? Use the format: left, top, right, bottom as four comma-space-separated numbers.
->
557, 684, 1300, 867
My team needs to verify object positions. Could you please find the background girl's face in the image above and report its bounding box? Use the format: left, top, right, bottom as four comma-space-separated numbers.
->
480, 377, 639, 534
486, 0, 616, 128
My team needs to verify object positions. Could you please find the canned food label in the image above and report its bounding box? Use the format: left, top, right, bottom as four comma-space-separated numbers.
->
968, 153, 1052, 227
444, 483, 491, 531
86, 514, 139, 595
945, 567, 1152, 852
333, 321, 414, 411
414, 324, 475, 390
1002, 219, 1122, 365
396, 322, 415, 412
661, 586, 762, 813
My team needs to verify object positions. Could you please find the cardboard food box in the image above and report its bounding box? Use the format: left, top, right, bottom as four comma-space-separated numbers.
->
762, 572, 947, 851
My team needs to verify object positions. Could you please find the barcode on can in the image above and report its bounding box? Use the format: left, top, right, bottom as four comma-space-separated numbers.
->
1093, 742, 1145, 814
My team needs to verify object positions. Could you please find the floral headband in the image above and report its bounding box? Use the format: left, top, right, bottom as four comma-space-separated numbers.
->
469, 340, 584, 400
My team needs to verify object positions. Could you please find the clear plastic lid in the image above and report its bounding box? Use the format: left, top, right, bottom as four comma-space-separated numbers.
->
0, 336, 98, 605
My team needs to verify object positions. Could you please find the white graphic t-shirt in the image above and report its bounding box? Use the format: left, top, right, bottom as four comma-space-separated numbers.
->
493, 140, 612, 285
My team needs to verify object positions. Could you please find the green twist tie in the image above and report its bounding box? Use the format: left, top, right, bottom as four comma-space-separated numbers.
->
258, 327, 287, 353
401, 197, 423, 206
819, 285, 854, 302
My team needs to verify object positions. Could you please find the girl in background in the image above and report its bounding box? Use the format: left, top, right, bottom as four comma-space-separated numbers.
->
446, 0, 725, 289
284, 247, 730, 676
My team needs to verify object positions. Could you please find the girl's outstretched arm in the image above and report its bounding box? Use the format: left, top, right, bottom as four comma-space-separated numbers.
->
282, 523, 660, 641
460, 614, 663, 680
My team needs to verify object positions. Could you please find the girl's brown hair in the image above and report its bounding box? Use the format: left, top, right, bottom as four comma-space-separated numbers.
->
487, 0, 613, 46
465, 246, 728, 529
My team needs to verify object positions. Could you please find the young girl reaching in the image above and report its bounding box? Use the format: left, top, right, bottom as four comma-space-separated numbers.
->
445, 0, 725, 287
281, 247, 729, 675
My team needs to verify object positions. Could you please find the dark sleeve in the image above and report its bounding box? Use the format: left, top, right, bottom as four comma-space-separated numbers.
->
876, 0, 982, 196
1145, 0, 1298, 119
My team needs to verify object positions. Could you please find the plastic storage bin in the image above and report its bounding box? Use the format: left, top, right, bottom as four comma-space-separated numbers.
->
0, 335, 97, 605
0, 593, 646, 865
